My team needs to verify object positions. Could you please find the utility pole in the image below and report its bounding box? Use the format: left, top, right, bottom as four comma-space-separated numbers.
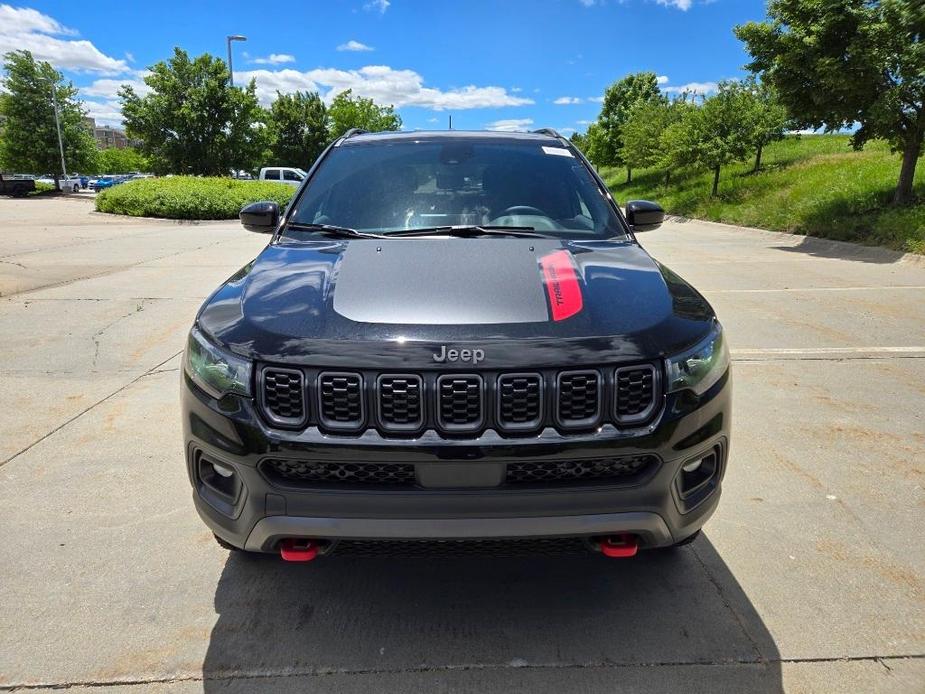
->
226, 35, 247, 87
50, 81, 67, 183
448, 114, 452, 130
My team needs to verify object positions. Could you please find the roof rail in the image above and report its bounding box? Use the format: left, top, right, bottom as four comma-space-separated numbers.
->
341, 128, 369, 139
532, 128, 562, 139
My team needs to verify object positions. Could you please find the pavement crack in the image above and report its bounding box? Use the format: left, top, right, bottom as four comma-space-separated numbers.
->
1, 654, 923, 691
0, 349, 183, 469
90, 301, 147, 366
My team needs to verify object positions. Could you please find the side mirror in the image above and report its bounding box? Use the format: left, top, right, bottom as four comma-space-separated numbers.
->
625, 200, 665, 232
240, 200, 279, 233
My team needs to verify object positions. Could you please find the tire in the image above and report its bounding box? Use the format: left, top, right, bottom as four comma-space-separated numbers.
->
213, 533, 242, 552
72, 184, 79, 194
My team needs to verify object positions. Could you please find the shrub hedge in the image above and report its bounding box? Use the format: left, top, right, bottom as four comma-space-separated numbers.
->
95, 176, 296, 220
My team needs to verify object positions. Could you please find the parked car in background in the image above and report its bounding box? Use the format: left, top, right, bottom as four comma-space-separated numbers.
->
35, 174, 81, 193
258, 167, 306, 187
0, 172, 36, 197
92, 176, 118, 191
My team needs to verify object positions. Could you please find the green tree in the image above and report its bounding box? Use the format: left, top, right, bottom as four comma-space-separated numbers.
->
92, 146, 150, 174
597, 71, 666, 180
267, 91, 328, 167
736, 0, 925, 205
743, 78, 789, 172
0, 50, 96, 182
119, 48, 268, 175
568, 131, 587, 152
582, 122, 610, 168
621, 100, 672, 180
327, 89, 401, 140
684, 82, 756, 196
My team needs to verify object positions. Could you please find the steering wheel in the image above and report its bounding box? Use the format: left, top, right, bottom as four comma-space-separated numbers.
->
497, 205, 549, 218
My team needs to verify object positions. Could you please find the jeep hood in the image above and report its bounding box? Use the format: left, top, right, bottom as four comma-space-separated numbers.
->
197, 238, 715, 368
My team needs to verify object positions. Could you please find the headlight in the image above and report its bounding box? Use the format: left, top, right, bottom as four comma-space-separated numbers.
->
666, 322, 729, 395
185, 326, 252, 398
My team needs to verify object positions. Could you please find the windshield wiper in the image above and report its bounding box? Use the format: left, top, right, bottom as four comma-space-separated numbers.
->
384, 225, 547, 238
285, 222, 387, 239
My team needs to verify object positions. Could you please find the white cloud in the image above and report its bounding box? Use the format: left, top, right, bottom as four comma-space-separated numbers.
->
486, 118, 533, 132
577, 119, 593, 125
337, 40, 374, 52
558, 126, 577, 134
234, 65, 535, 110
0, 4, 128, 74
578, 0, 597, 6
657, 75, 669, 85
587, 96, 604, 103
656, 0, 693, 9
82, 98, 124, 126
81, 73, 151, 99
252, 53, 296, 65
554, 96, 583, 105
663, 81, 718, 95
364, 0, 390, 13
511, 86, 523, 93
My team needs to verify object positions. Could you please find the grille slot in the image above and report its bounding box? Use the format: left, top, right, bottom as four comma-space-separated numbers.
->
261, 459, 416, 488
318, 372, 364, 430
377, 374, 424, 432
556, 370, 602, 427
615, 364, 658, 424
437, 374, 484, 432
259, 367, 306, 426
506, 455, 656, 485
497, 373, 543, 431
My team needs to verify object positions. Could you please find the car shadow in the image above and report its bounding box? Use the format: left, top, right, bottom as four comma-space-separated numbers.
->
771, 235, 908, 264
201, 536, 781, 693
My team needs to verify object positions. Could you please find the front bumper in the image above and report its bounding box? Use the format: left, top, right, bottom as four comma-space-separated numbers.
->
183, 370, 730, 553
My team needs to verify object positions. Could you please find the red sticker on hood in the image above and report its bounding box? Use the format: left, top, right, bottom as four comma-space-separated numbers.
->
539, 250, 583, 321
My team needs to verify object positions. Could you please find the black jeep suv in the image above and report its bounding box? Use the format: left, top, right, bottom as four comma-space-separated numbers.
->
183, 129, 730, 561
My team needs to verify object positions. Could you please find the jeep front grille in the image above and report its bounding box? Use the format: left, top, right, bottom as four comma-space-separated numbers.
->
556, 370, 601, 427
318, 372, 364, 430
437, 374, 483, 431
377, 374, 424, 431
259, 367, 306, 426
256, 362, 661, 436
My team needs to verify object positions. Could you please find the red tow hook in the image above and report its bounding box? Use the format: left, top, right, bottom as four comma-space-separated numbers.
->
280, 538, 318, 562
598, 534, 639, 558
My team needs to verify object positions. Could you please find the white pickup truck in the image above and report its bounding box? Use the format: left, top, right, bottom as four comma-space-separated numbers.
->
258, 167, 307, 187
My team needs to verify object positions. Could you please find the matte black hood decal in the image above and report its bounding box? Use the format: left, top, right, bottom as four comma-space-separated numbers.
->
333, 239, 554, 325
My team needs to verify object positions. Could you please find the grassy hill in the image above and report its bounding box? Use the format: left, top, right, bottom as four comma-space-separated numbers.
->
601, 135, 925, 254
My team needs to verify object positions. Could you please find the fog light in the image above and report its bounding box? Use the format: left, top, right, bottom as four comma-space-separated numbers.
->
682, 458, 703, 473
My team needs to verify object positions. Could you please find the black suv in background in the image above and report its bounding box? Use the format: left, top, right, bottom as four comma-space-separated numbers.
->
183, 129, 730, 561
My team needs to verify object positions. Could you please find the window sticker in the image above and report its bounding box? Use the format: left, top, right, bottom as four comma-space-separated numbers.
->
541, 146, 574, 157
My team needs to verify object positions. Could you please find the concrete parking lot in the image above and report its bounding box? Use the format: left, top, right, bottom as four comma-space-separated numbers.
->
0, 196, 922, 693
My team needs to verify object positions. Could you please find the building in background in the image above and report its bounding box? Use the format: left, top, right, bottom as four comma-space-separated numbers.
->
83, 117, 136, 149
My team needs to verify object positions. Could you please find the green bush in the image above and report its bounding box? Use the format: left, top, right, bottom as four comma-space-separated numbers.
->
95, 176, 295, 220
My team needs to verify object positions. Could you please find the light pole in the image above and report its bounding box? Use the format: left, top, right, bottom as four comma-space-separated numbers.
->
48, 79, 67, 184
226, 35, 247, 87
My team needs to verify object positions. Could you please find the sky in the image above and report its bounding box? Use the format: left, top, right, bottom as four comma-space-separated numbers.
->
1, 0, 770, 133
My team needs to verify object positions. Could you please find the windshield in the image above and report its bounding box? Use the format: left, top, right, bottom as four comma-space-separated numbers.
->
285, 138, 627, 240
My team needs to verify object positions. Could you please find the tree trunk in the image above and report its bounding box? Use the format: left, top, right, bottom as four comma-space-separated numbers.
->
754, 143, 763, 173
893, 132, 922, 206
626, 167, 632, 184
712, 165, 721, 197
664, 169, 671, 186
